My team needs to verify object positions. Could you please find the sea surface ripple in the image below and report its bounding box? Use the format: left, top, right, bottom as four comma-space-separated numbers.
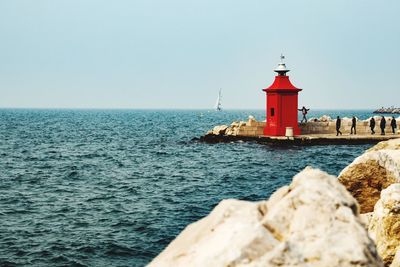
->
0, 109, 374, 266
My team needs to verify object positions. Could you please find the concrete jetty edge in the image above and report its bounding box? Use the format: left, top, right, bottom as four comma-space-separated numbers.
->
195, 134, 400, 146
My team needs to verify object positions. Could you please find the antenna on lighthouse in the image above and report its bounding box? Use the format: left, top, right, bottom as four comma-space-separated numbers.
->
280, 54, 285, 62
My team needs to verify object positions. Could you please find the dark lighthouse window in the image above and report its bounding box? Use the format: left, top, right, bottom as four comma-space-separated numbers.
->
270, 108, 275, 117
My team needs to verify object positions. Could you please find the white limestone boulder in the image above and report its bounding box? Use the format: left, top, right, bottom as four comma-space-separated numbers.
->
338, 138, 400, 213
239, 121, 246, 127
369, 184, 400, 266
225, 128, 233, 136
390, 249, 400, 267
319, 115, 332, 122
360, 212, 374, 229
148, 167, 383, 267
212, 125, 229, 135
225, 126, 239, 136
368, 138, 400, 152
248, 116, 257, 126
231, 121, 240, 128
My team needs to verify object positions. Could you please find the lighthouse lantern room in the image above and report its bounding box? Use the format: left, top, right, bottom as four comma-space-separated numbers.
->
262, 55, 302, 136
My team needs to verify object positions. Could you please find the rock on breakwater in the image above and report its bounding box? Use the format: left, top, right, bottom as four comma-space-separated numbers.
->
206, 116, 265, 137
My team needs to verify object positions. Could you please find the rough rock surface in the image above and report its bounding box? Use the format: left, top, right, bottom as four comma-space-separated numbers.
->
360, 212, 374, 229
369, 184, 400, 266
149, 167, 383, 267
319, 115, 332, 122
205, 116, 265, 138
212, 125, 229, 135
390, 250, 400, 267
338, 139, 400, 213
368, 138, 400, 152
248, 115, 256, 122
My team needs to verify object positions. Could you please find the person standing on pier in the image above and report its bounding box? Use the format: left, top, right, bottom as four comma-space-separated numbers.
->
370, 117, 376, 134
380, 116, 386, 135
391, 116, 397, 134
350, 116, 357, 135
298, 106, 310, 123
336, 116, 342, 136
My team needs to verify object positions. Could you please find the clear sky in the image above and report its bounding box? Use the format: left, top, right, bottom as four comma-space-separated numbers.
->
0, 0, 399, 109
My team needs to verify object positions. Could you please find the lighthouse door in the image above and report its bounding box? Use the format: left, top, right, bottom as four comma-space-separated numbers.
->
267, 93, 278, 129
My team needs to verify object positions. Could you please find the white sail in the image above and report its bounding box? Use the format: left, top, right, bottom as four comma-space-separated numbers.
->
215, 89, 222, 111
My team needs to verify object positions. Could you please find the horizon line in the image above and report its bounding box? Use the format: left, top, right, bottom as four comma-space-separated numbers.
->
0, 107, 377, 111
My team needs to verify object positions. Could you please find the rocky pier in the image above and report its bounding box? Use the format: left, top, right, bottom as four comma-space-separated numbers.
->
149, 138, 400, 267
198, 115, 400, 146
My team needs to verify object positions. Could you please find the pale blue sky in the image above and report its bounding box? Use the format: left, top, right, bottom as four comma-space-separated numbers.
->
0, 0, 399, 109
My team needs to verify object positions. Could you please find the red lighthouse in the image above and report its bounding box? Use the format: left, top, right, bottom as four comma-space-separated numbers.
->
262, 55, 302, 136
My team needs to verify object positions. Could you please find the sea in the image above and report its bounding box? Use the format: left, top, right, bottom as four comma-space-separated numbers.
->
0, 109, 376, 267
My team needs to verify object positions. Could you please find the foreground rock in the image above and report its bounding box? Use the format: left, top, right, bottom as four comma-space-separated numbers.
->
338, 138, 400, 213
391, 250, 400, 267
149, 167, 383, 267
368, 138, 400, 152
368, 184, 400, 266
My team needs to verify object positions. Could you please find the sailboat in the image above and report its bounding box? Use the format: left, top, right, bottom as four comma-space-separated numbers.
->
215, 88, 222, 111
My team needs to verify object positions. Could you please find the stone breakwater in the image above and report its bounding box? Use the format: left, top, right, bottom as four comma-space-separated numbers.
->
206, 115, 265, 137
198, 115, 400, 146
149, 138, 400, 267
374, 107, 400, 114
205, 115, 400, 137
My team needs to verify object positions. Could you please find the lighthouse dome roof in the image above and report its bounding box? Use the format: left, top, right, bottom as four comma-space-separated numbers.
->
274, 63, 290, 73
